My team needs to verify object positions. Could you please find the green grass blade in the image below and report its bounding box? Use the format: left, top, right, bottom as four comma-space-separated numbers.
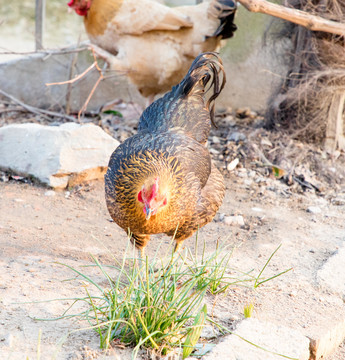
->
183, 304, 207, 359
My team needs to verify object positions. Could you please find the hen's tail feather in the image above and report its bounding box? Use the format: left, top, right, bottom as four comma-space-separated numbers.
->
209, 0, 237, 39
179, 52, 226, 127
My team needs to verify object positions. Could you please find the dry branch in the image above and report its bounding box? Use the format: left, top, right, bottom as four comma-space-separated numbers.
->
77, 49, 105, 120
46, 62, 97, 86
0, 89, 76, 122
238, 0, 345, 36
47, 48, 106, 121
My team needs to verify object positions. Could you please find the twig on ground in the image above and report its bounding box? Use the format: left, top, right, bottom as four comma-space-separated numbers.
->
0, 89, 76, 122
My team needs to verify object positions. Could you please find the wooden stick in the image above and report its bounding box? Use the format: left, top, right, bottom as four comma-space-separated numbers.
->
0, 89, 76, 122
238, 0, 345, 36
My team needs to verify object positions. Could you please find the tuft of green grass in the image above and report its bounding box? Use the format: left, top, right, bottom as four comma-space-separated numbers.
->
37, 240, 292, 359
244, 303, 254, 318
55, 245, 217, 359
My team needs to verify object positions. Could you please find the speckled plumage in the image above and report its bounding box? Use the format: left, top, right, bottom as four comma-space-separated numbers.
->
105, 53, 226, 253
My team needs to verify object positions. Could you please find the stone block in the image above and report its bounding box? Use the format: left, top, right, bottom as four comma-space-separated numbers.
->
0, 122, 119, 188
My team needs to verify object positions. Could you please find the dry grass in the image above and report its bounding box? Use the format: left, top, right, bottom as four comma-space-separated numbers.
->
266, 0, 345, 144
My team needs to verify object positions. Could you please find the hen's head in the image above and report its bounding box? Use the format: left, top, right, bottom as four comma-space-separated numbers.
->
67, 0, 92, 16
138, 177, 167, 220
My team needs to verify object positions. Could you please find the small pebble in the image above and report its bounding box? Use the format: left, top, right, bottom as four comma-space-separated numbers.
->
216, 213, 225, 222
227, 158, 239, 171
229, 314, 240, 322
44, 190, 56, 197
224, 215, 245, 226
209, 148, 220, 155
251, 207, 263, 212
201, 325, 217, 339
212, 136, 220, 144
332, 197, 345, 206
223, 115, 236, 126
228, 132, 246, 142
237, 170, 247, 178
306, 206, 321, 214
244, 179, 253, 187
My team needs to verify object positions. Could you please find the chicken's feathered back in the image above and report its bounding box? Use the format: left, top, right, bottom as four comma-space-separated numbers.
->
105, 52, 226, 256
138, 52, 226, 144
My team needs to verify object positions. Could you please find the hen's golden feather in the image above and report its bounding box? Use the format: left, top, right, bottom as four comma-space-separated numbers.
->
105, 53, 226, 254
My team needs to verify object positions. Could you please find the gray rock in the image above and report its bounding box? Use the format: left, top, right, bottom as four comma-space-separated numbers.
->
0, 123, 119, 189
203, 318, 310, 360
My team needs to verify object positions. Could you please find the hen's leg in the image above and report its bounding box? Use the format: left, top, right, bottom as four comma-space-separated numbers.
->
174, 240, 184, 254
131, 233, 150, 260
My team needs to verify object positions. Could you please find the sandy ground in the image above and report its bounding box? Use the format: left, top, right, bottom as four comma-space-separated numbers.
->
1, 160, 345, 359
1, 96, 345, 360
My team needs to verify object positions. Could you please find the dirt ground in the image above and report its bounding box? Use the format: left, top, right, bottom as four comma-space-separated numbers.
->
1, 107, 345, 360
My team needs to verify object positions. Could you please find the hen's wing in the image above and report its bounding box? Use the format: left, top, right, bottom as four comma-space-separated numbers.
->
138, 52, 225, 144
114, 0, 193, 35
167, 160, 225, 242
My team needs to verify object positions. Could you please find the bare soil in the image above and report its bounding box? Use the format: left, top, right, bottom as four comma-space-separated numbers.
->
1, 107, 345, 359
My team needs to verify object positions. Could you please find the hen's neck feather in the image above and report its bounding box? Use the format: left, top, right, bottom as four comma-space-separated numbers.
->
84, 0, 123, 37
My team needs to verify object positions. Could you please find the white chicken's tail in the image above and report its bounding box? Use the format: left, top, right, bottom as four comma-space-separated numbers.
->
208, 0, 237, 39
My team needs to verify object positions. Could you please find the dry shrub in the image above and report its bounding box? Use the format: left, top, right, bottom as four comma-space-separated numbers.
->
266, 0, 345, 144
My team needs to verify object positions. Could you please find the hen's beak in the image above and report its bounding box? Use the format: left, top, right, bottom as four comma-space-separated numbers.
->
144, 205, 152, 220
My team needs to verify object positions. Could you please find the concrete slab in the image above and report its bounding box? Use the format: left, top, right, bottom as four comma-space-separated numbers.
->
202, 318, 310, 360
317, 245, 345, 296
